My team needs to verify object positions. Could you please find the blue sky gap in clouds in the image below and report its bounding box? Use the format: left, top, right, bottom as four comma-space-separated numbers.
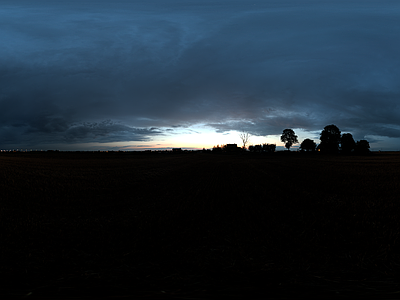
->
1, 0, 400, 150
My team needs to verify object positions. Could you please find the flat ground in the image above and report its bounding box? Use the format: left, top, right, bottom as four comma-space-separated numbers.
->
1, 151, 400, 298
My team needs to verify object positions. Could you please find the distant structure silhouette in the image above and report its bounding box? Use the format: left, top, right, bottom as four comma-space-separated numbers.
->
225, 144, 240, 152
248, 144, 262, 152
212, 145, 223, 153
212, 144, 240, 153
248, 144, 276, 153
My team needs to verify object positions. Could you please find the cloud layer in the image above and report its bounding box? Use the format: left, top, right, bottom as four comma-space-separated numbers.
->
1, 0, 400, 149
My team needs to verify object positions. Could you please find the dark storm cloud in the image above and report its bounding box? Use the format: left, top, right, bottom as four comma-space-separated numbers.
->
1, 0, 400, 149
64, 120, 162, 143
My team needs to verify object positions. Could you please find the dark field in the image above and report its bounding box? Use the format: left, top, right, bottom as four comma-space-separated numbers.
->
1, 151, 400, 298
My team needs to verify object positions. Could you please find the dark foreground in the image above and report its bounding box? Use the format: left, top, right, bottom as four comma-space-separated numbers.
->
1, 151, 400, 298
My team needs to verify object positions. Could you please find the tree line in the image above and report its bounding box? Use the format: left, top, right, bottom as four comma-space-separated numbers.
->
212, 124, 370, 154
211, 143, 276, 153
281, 124, 370, 153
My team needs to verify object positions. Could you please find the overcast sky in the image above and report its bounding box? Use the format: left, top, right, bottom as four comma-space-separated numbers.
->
1, 0, 400, 150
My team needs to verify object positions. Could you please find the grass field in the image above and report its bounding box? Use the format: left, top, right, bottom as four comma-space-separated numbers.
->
1, 151, 400, 298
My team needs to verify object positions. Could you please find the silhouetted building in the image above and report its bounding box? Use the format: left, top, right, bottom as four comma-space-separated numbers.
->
225, 144, 239, 152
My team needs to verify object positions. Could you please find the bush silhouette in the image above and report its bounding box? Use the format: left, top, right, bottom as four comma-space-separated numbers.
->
300, 138, 316, 152
263, 143, 276, 153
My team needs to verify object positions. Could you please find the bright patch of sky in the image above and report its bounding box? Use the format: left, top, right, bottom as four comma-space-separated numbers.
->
1, 0, 400, 151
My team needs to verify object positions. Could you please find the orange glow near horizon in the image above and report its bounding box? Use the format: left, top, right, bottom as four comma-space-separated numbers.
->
44, 128, 320, 151
65, 131, 284, 151
151, 131, 281, 150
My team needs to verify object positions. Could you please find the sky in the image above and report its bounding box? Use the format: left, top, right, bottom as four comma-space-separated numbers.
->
1, 0, 400, 151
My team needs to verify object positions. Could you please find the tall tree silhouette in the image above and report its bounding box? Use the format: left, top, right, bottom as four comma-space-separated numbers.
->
281, 129, 298, 151
319, 125, 341, 153
300, 138, 316, 152
341, 133, 356, 154
239, 131, 251, 149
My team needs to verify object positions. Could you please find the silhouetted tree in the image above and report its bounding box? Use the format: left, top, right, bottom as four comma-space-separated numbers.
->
341, 133, 356, 154
300, 138, 316, 152
319, 124, 341, 153
239, 131, 251, 149
249, 144, 262, 152
262, 143, 276, 153
355, 140, 370, 153
280, 129, 298, 151
212, 145, 222, 153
